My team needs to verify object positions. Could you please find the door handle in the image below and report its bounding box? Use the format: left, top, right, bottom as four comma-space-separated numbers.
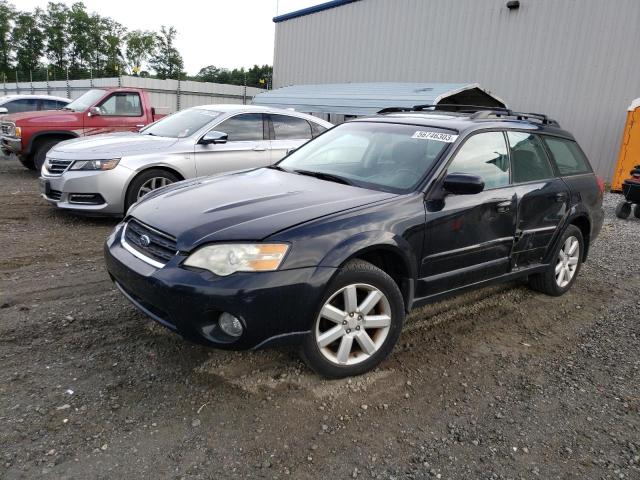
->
135, 124, 145, 128
496, 200, 512, 213
252, 147, 267, 152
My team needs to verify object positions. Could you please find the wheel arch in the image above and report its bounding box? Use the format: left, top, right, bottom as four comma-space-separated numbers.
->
321, 232, 417, 311
123, 165, 186, 210
568, 214, 591, 262
27, 130, 79, 155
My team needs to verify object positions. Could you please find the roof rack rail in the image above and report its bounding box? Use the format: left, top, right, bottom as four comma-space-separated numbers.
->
376, 104, 560, 126
470, 109, 560, 126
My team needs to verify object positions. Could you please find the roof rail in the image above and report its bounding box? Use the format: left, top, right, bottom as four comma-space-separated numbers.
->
376, 103, 560, 127
470, 109, 560, 126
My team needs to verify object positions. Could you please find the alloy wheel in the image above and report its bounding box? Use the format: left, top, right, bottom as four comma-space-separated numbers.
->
137, 176, 173, 200
315, 283, 392, 366
555, 235, 580, 288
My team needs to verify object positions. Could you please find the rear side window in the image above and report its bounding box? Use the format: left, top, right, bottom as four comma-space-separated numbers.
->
271, 114, 312, 140
543, 137, 592, 175
507, 132, 555, 183
311, 121, 328, 138
447, 131, 510, 189
41, 99, 63, 110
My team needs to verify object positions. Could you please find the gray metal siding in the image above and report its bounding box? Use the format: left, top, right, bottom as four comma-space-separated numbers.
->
273, 0, 640, 180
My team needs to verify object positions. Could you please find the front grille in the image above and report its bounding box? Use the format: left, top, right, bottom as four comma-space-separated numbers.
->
47, 189, 62, 201
123, 219, 177, 265
1, 123, 14, 135
46, 159, 73, 175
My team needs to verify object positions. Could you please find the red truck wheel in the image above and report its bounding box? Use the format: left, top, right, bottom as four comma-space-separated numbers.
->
33, 140, 61, 172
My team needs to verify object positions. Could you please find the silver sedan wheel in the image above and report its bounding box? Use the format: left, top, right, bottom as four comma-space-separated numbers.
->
137, 176, 173, 200
555, 236, 580, 288
315, 283, 392, 366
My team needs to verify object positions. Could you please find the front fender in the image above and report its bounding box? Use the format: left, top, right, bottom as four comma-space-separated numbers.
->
319, 230, 418, 279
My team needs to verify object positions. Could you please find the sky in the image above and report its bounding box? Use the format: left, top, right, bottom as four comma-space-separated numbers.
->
16, 0, 321, 75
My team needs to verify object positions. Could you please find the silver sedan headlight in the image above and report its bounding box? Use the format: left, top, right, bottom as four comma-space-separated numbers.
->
183, 244, 289, 276
70, 159, 120, 171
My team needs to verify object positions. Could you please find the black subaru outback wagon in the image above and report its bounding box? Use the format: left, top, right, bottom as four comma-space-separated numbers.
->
105, 106, 605, 378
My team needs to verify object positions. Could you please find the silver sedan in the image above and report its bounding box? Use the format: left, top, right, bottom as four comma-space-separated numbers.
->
39, 104, 332, 215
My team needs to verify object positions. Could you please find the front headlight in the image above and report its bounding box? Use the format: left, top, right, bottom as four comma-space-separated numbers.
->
183, 243, 289, 276
70, 159, 120, 171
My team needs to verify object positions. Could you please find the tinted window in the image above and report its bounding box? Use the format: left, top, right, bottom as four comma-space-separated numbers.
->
279, 122, 450, 193
272, 114, 312, 140
447, 132, 510, 189
311, 121, 328, 138
141, 108, 222, 138
508, 132, 555, 183
42, 99, 64, 110
5, 98, 39, 113
216, 113, 264, 141
543, 137, 592, 175
98, 93, 142, 116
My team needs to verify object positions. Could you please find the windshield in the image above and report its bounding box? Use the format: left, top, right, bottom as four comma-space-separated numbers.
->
141, 108, 222, 138
278, 122, 454, 193
64, 89, 106, 111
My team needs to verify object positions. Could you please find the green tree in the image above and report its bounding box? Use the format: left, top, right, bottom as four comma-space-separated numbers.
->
149, 26, 183, 80
11, 9, 45, 76
125, 30, 155, 75
42, 2, 70, 75
102, 18, 126, 76
0, 0, 15, 76
67, 2, 93, 72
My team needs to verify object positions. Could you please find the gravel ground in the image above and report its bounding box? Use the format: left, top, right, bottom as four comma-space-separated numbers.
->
0, 158, 638, 479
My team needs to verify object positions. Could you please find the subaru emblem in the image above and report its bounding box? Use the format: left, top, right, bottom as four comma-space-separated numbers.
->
139, 234, 151, 247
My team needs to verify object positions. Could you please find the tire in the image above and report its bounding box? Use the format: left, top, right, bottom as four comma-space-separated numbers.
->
615, 201, 631, 219
300, 259, 405, 378
125, 169, 180, 212
33, 139, 62, 172
529, 225, 584, 296
634, 204, 640, 220
18, 154, 36, 171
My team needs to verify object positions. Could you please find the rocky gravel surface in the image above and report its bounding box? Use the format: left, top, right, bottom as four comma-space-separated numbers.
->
0, 160, 638, 479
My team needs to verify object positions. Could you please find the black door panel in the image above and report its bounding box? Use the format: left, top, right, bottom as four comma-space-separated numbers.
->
418, 188, 517, 297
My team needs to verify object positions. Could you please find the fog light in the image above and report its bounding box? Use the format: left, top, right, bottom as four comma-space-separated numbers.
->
218, 312, 243, 337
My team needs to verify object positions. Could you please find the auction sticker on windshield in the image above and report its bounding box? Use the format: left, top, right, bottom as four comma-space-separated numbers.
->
411, 131, 458, 142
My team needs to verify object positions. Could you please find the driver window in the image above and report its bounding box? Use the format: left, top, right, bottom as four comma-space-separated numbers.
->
98, 93, 142, 116
447, 132, 509, 189
214, 113, 264, 142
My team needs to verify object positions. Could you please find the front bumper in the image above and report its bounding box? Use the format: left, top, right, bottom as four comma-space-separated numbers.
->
104, 224, 336, 350
40, 167, 134, 215
1, 136, 22, 155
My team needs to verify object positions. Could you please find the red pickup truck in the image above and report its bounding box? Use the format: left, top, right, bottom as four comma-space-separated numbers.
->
1, 87, 167, 171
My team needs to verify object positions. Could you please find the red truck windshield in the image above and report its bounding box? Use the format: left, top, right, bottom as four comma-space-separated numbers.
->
63, 89, 107, 112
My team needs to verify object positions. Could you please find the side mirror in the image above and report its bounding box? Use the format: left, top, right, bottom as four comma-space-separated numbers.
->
200, 130, 228, 145
442, 173, 485, 195
286, 147, 297, 155
0, 107, 7, 114
88, 106, 101, 117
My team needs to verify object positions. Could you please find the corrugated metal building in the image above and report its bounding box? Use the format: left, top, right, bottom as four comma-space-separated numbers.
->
272, 0, 640, 180
253, 82, 506, 122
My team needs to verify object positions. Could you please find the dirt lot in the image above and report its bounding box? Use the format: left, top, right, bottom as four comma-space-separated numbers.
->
0, 158, 638, 480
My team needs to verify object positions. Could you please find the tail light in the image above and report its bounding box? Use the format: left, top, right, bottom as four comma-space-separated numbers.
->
595, 175, 605, 195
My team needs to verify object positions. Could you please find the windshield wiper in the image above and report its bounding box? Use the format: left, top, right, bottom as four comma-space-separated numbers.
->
267, 164, 289, 172
293, 169, 353, 186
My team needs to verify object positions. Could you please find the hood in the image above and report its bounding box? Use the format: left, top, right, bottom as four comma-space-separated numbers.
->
0, 109, 82, 126
129, 168, 397, 250
51, 132, 180, 159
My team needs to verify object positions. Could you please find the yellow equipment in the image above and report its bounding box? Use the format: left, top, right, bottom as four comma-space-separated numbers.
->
612, 98, 640, 191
